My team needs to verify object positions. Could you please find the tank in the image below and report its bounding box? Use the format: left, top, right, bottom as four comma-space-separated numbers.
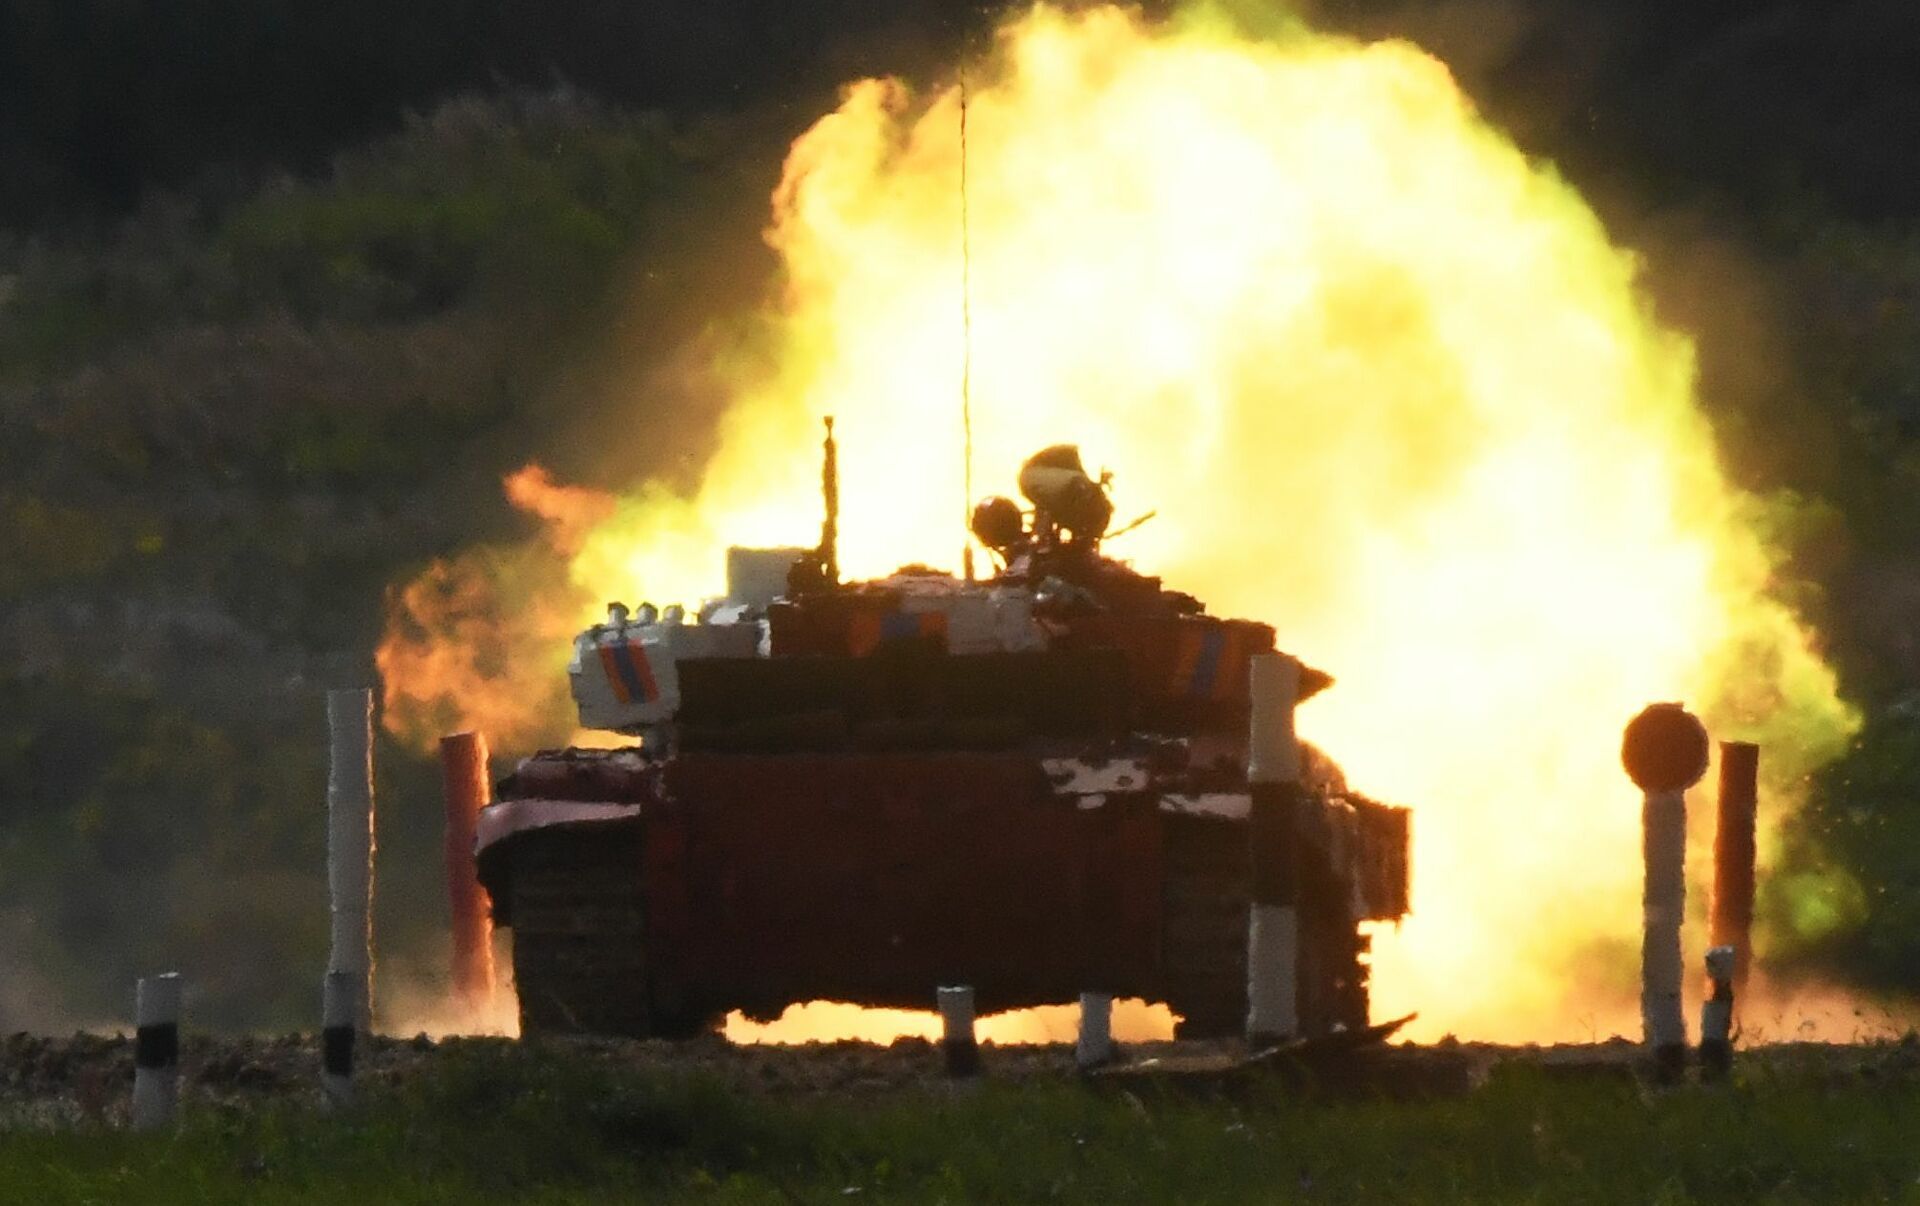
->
476, 432, 1412, 1040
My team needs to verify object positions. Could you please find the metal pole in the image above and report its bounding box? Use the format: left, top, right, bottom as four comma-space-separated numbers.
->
1641, 787, 1688, 1078
1699, 944, 1736, 1081
131, 973, 181, 1131
328, 689, 376, 1032
1076, 992, 1114, 1070
1246, 653, 1301, 1046
937, 986, 980, 1077
321, 970, 357, 1107
1621, 702, 1709, 1084
440, 731, 495, 1013
1711, 742, 1759, 998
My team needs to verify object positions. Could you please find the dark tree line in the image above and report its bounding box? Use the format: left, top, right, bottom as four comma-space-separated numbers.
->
6, 2, 1920, 228
1317, 0, 1920, 222
0, 0, 990, 227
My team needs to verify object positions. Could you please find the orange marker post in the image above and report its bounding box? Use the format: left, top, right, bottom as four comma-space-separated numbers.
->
1711, 741, 1759, 997
440, 731, 496, 1011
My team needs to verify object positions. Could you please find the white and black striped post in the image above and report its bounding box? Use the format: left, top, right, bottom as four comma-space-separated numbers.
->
1076, 992, 1114, 1070
937, 986, 981, 1077
328, 689, 376, 1032
131, 973, 182, 1131
321, 970, 357, 1107
1621, 703, 1709, 1084
1699, 944, 1736, 1081
1246, 653, 1302, 1047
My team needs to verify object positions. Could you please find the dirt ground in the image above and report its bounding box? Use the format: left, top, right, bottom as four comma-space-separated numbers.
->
6, 1029, 1918, 1130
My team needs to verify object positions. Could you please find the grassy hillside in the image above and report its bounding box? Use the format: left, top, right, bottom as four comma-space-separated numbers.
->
0, 91, 788, 1030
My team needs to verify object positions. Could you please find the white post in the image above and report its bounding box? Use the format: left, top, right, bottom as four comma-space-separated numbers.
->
937, 986, 980, 1077
131, 973, 182, 1131
1246, 653, 1301, 1046
1247, 654, 1301, 786
1076, 992, 1114, 1069
327, 689, 376, 1032
322, 971, 357, 1107
1699, 944, 1736, 1081
1642, 787, 1687, 1076
1622, 702, 1709, 1083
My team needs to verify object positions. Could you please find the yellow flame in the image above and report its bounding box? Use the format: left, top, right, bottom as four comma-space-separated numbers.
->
376, 466, 612, 753
386, 3, 1860, 1041
723, 999, 1177, 1046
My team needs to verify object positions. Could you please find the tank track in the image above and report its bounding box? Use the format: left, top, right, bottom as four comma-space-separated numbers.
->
509, 822, 662, 1038
1160, 815, 1251, 1037
1159, 812, 1371, 1040
505, 794, 1371, 1041
509, 813, 1271, 1040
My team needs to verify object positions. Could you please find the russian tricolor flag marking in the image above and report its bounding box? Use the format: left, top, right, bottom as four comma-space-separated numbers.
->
598, 640, 660, 704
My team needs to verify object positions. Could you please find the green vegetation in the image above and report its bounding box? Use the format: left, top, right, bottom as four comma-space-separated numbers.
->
0, 0, 986, 228
1779, 699, 1920, 980
5, 1044, 1920, 1203
0, 91, 781, 1030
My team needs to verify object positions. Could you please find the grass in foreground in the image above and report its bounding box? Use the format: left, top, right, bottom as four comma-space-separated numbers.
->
3, 1044, 1919, 1204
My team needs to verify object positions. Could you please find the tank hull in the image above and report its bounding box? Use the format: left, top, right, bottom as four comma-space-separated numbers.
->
482, 749, 1407, 1039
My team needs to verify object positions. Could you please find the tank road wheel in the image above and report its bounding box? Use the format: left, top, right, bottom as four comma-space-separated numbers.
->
1160, 816, 1249, 1039
509, 823, 653, 1038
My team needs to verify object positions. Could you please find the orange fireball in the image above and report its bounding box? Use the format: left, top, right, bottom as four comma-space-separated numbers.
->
384, 3, 1857, 1041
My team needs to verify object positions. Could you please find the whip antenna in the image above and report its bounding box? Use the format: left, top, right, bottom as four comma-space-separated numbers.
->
960, 66, 976, 582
